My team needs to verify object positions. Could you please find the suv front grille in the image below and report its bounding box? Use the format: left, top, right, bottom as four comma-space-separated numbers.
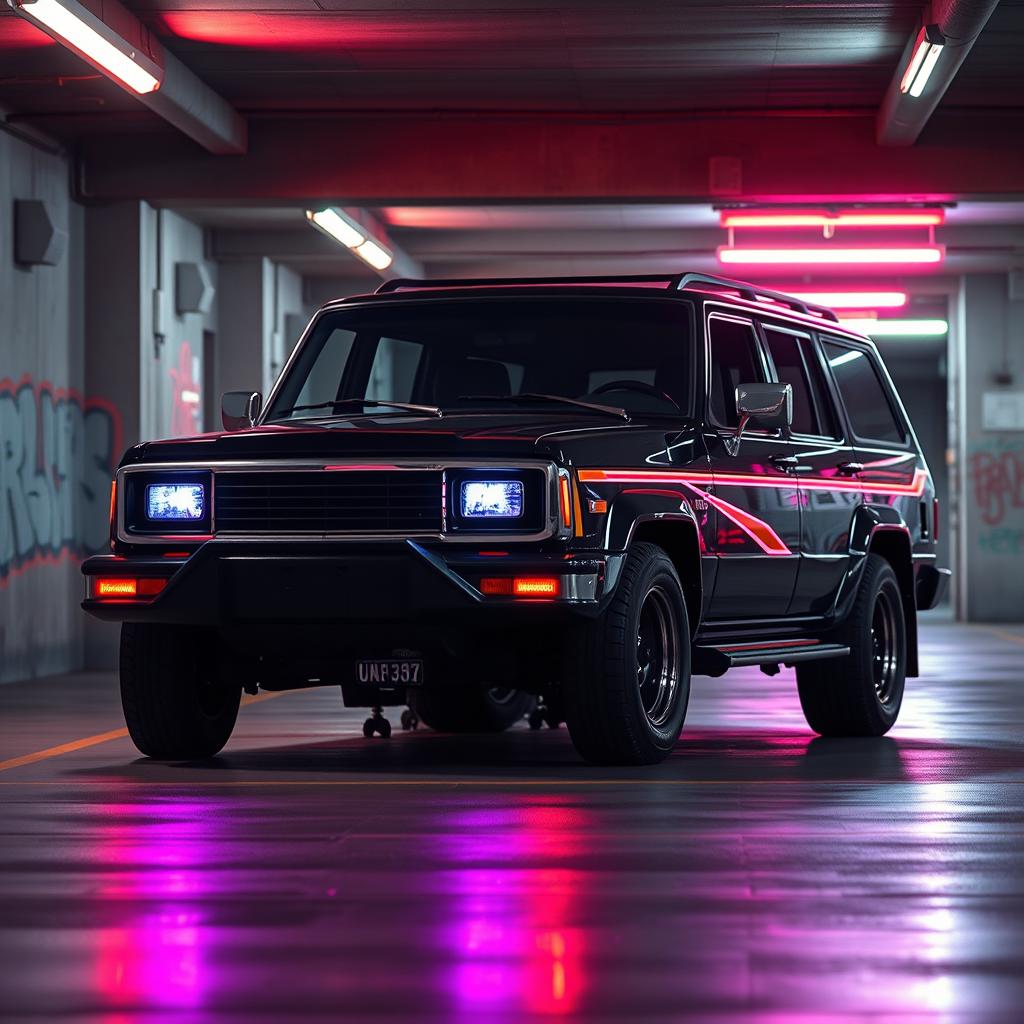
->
213, 470, 443, 534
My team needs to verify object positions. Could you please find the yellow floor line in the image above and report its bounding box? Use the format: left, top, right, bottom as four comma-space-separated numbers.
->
980, 626, 1024, 648
0, 690, 286, 774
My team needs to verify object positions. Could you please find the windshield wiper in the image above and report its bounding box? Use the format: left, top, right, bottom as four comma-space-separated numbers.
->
455, 393, 630, 420
270, 398, 443, 419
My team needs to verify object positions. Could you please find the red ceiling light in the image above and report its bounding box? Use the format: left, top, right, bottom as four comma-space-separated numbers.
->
718, 247, 944, 267
720, 209, 944, 229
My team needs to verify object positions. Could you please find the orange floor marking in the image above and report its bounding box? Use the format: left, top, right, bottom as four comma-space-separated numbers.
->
0, 690, 286, 773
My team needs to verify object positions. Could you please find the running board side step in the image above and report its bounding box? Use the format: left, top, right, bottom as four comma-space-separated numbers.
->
692, 640, 850, 678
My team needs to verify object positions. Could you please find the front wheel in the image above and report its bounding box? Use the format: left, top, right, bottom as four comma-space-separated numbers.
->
562, 542, 691, 765
796, 554, 907, 736
120, 623, 241, 759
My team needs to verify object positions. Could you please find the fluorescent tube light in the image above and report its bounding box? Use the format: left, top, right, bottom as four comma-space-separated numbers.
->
354, 239, 393, 271
306, 208, 393, 271
838, 318, 949, 337
787, 291, 909, 309
306, 209, 365, 249
899, 25, 945, 98
14, 0, 161, 94
718, 247, 944, 266
721, 210, 943, 229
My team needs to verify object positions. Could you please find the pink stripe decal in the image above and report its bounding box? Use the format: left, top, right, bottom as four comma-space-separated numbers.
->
684, 484, 792, 556
578, 468, 927, 498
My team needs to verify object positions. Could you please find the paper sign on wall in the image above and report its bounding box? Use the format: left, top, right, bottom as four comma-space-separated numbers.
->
983, 391, 1024, 431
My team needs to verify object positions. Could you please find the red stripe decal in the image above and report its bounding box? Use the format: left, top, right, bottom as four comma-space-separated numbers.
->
578, 467, 927, 498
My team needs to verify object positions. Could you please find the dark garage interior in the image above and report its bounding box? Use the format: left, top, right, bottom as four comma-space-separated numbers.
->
2, 0, 1024, 1019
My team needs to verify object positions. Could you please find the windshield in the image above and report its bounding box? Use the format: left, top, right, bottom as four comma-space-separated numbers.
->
264, 297, 693, 422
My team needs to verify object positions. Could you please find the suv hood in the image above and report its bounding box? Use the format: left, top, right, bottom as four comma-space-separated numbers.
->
122, 411, 668, 466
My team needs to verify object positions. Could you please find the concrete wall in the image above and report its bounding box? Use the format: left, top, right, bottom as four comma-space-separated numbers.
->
955, 274, 1024, 621
0, 130, 114, 682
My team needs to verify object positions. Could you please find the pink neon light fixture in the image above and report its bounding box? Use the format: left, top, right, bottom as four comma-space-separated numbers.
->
784, 290, 909, 310
718, 246, 944, 267
720, 209, 944, 229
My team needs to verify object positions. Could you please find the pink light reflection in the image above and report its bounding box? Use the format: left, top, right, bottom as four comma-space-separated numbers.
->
92, 800, 221, 1012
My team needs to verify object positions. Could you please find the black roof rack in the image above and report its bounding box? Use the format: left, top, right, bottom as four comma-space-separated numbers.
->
374, 271, 839, 323
374, 274, 679, 293
674, 273, 840, 322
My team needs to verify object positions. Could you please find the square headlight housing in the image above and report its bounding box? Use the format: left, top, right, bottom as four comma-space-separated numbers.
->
122, 470, 212, 536
446, 468, 547, 534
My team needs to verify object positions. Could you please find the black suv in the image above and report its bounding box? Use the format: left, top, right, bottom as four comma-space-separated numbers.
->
83, 273, 950, 765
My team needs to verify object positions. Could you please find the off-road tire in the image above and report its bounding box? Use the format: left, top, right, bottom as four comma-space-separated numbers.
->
796, 554, 907, 736
120, 623, 241, 759
562, 542, 691, 765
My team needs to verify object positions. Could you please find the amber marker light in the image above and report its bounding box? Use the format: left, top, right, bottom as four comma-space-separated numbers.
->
559, 476, 572, 528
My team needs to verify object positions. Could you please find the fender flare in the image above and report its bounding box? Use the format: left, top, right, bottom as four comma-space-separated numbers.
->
835, 505, 919, 677
604, 489, 704, 635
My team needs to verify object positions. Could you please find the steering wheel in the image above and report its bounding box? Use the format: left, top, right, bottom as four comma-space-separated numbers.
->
590, 379, 681, 411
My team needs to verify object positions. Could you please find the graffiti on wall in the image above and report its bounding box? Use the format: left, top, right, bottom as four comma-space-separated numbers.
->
170, 340, 202, 437
0, 375, 122, 584
969, 439, 1024, 555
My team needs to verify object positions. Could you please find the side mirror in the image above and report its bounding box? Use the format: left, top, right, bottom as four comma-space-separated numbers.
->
726, 382, 792, 455
221, 391, 262, 431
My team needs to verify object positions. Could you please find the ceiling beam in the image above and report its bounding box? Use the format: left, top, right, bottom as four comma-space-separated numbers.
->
877, 0, 1002, 147
76, 111, 1024, 203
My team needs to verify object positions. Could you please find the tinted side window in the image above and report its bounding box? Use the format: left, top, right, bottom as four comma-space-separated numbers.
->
762, 329, 817, 436
708, 316, 763, 427
822, 341, 905, 444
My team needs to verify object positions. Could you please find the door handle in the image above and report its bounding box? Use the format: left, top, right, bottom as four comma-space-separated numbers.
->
770, 453, 812, 473
836, 462, 864, 476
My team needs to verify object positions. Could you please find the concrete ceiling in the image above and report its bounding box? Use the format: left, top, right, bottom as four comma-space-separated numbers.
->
2, 1, 1023, 289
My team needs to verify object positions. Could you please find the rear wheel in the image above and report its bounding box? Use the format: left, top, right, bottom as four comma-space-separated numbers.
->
562, 542, 691, 765
414, 685, 534, 733
796, 554, 907, 736
120, 623, 241, 759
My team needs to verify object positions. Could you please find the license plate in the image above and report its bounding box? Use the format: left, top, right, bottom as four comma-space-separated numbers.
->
356, 659, 424, 687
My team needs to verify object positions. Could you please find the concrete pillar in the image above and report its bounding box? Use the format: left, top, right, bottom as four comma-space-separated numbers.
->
217, 259, 308, 413
953, 273, 1024, 621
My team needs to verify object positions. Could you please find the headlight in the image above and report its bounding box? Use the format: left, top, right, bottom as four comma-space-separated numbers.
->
445, 468, 547, 535
146, 483, 205, 521
121, 470, 212, 536
460, 480, 523, 519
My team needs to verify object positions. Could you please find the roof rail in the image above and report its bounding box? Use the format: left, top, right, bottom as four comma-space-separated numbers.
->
675, 273, 840, 322
375, 274, 679, 294
374, 272, 840, 323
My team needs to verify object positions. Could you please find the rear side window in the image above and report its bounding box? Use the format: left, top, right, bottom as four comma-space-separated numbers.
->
762, 329, 839, 438
708, 316, 764, 427
822, 340, 906, 444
